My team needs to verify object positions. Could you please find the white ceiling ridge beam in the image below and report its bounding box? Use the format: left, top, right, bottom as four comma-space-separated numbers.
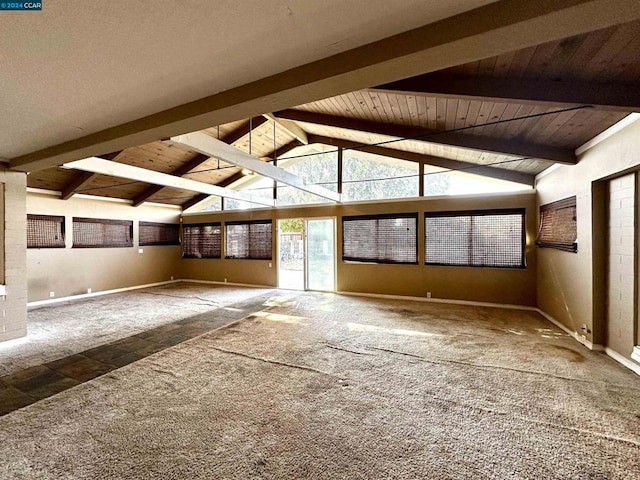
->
167, 132, 340, 202
262, 113, 309, 145
61, 157, 275, 207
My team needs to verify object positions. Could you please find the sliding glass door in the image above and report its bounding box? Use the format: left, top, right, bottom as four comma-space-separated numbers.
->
278, 218, 335, 292
306, 218, 335, 292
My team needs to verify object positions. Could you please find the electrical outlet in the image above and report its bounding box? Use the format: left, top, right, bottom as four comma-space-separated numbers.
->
170, 276, 174, 281
224, 278, 227, 283
269, 262, 272, 268
426, 292, 432, 298
49, 291, 55, 298
138, 248, 144, 254
87, 288, 92, 294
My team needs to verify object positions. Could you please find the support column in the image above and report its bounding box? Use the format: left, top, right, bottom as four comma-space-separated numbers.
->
0, 167, 27, 342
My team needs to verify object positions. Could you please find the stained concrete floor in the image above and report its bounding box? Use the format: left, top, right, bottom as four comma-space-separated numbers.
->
0, 283, 275, 415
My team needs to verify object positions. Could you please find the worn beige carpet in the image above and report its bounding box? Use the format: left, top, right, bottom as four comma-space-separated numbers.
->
1, 291, 640, 479
1, 283, 274, 376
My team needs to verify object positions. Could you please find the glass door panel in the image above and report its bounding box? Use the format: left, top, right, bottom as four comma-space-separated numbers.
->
306, 219, 335, 292
278, 219, 304, 290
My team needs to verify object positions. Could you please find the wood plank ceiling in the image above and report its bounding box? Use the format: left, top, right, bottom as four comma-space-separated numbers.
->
27, 19, 640, 209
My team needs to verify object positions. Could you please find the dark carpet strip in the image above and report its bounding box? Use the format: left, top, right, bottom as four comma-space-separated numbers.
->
0, 294, 272, 416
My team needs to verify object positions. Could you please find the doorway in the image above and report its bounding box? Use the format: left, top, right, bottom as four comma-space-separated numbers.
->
277, 218, 335, 291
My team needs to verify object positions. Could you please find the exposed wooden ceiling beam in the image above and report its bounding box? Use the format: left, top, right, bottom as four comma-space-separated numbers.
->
131, 153, 209, 207
132, 118, 267, 206
181, 194, 211, 211
261, 139, 303, 162
225, 116, 268, 144
60, 172, 98, 200
218, 171, 247, 188
180, 170, 249, 211
99, 151, 125, 161
181, 139, 305, 211
308, 134, 535, 186
168, 132, 340, 201
263, 113, 308, 145
62, 157, 275, 206
275, 109, 576, 164
11, 0, 637, 172
372, 75, 640, 112
60, 150, 124, 200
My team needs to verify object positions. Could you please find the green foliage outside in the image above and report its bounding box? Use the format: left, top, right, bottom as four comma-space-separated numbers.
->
215, 147, 452, 211
280, 218, 303, 232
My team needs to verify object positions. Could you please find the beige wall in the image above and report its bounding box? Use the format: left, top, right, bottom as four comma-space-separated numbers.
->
27, 192, 182, 302
0, 168, 28, 342
536, 119, 640, 363
182, 191, 537, 306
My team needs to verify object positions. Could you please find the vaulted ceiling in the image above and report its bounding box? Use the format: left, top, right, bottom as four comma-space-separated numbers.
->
11, 2, 640, 209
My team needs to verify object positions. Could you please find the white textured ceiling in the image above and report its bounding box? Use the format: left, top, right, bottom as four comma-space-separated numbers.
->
0, 0, 495, 159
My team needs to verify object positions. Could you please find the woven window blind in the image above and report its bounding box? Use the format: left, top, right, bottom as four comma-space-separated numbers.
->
73, 217, 133, 248
182, 223, 221, 258
27, 214, 65, 248
342, 213, 418, 264
225, 220, 272, 260
140, 222, 180, 246
425, 209, 525, 268
536, 197, 577, 252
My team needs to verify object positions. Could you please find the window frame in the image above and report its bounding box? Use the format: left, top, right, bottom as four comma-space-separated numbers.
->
424, 208, 526, 269
182, 222, 222, 259
536, 196, 577, 253
27, 214, 66, 249
224, 219, 273, 260
342, 212, 419, 265
72, 217, 134, 248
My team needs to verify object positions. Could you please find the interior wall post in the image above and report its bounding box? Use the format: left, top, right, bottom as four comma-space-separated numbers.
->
0, 168, 27, 343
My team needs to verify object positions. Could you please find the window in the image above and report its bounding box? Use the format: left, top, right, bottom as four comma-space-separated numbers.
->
343, 150, 419, 202
536, 196, 577, 252
183, 223, 221, 258
425, 209, 525, 268
277, 150, 338, 206
224, 174, 275, 211
73, 217, 133, 248
139, 222, 180, 246
27, 214, 65, 248
426, 168, 532, 196
342, 213, 418, 264
225, 220, 272, 260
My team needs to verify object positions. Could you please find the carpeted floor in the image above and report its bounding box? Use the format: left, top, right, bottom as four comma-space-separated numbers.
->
0, 283, 274, 376
1, 289, 640, 479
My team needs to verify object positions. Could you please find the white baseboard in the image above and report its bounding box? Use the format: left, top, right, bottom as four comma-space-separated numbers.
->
337, 290, 536, 312
631, 346, 640, 364
535, 309, 640, 377
27, 278, 273, 309
180, 279, 273, 289
533, 308, 602, 351
605, 347, 640, 377
27, 280, 181, 308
